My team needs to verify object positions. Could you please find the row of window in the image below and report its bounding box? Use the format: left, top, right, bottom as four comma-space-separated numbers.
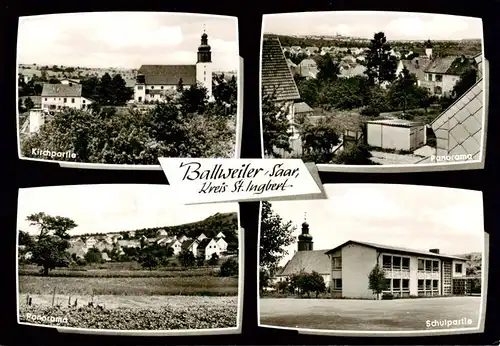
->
382, 255, 410, 270
426, 73, 443, 82
417, 259, 440, 272
44, 97, 84, 104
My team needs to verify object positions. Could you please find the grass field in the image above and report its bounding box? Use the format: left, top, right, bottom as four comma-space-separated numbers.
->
19, 295, 238, 330
259, 297, 481, 331
19, 275, 238, 296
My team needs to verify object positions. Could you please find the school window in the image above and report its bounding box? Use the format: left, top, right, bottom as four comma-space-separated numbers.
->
432, 260, 439, 272
332, 257, 342, 269
425, 279, 431, 290
402, 279, 409, 290
418, 259, 425, 271
455, 263, 463, 273
435, 75, 443, 82
393, 256, 401, 269
425, 260, 432, 271
382, 255, 392, 269
333, 279, 342, 290
393, 279, 401, 289
402, 257, 410, 270
418, 279, 424, 290
433, 280, 439, 290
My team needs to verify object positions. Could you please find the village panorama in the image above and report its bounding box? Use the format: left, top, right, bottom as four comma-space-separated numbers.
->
17, 185, 240, 331
261, 12, 484, 166
17, 13, 239, 165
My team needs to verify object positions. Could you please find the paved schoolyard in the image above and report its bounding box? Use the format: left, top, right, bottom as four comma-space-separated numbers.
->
259, 297, 481, 331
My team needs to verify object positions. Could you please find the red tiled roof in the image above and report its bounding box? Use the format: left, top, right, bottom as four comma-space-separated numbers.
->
261, 36, 301, 102
137, 65, 196, 85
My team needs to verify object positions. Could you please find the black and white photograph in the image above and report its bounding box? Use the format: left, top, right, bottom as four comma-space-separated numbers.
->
17, 12, 240, 166
17, 184, 241, 332
259, 184, 486, 334
261, 12, 485, 168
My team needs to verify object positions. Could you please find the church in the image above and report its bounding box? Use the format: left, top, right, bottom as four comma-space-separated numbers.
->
133, 30, 213, 103
275, 218, 471, 299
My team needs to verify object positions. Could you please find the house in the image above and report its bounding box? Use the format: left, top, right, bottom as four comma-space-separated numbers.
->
215, 236, 228, 252
366, 119, 426, 152
420, 55, 473, 97
197, 233, 208, 242
67, 246, 87, 259
181, 239, 199, 257
156, 229, 168, 237
396, 57, 432, 86
168, 239, 183, 255
342, 55, 356, 64
338, 64, 367, 79
197, 238, 221, 260
134, 30, 213, 102
41, 83, 94, 113
60, 78, 81, 85
156, 236, 175, 246
286, 59, 298, 75
95, 240, 114, 253
85, 236, 98, 248
215, 232, 226, 239
430, 78, 483, 161
178, 235, 189, 243
128, 231, 136, 238
277, 221, 471, 299
305, 46, 319, 55
101, 252, 111, 262
117, 239, 141, 248
296, 58, 319, 79
261, 34, 301, 153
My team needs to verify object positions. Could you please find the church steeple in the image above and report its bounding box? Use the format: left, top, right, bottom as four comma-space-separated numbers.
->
297, 212, 313, 252
197, 26, 212, 63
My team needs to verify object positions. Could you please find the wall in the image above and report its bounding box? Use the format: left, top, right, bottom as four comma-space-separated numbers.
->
342, 243, 378, 299
367, 123, 410, 151
452, 260, 467, 278
41, 96, 90, 111
196, 62, 213, 97
29, 109, 44, 133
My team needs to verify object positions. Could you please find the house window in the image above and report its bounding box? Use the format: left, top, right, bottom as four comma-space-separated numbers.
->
83, 100, 85, 103
435, 75, 443, 82
161, 86, 164, 89
382, 255, 392, 269
434, 86, 442, 95
45, 98, 47, 101
71, 98, 75, 103
455, 263, 463, 273
151, 86, 154, 89
402, 257, 410, 270
418, 259, 425, 271
204, 71, 206, 75
54, 98, 56, 101
63, 98, 67, 103
137, 86, 143, 90
332, 257, 342, 269
432, 260, 439, 272
333, 279, 342, 290
138, 97, 142, 102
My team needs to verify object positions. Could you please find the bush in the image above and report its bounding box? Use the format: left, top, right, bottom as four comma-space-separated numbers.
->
360, 106, 380, 117
382, 293, 394, 300
219, 258, 238, 277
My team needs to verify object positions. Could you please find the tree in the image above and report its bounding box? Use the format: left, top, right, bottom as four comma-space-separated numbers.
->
259, 268, 271, 293
212, 73, 238, 112
390, 67, 418, 114
110, 74, 134, 106
368, 264, 389, 300
208, 253, 219, 266
300, 116, 340, 163
18, 230, 33, 247
48, 78, 61, 84
196, 255, 205, 267
260, 201, 296, 275
140, 253, 159, 271
365, 32, 397, 85
177, 78, 184, 93
178, 249, 196, 267
262, 93, 292, 158
26, 212, 76, 275
334, 143, 375, 165
220, 258, 238, 277
24, 97, 35, 111
453, 68, 478, 100
316, 53, 340, 82
18, 99, 25, 114
276, 280, 289, 294
294, 271, 326, 298
180, 83, 208, 114
98, 73, 113, 105
84, 247, 102, 264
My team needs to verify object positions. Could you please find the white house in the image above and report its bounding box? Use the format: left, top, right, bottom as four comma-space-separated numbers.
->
216, 232, 226, 239
366, 119, 426, 152
215, 237, 228, 252
197, 233, 208, 241
157, 229, 168, 237
134, 31, 213, 103
41, 83, 94, 113
178, 235, 189, 243
169, 239, 183, 255
182, 239, 199, 257
198, 238, 221, 260
85, 236, 98, 248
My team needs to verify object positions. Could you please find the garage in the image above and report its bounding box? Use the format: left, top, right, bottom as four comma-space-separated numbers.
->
366, 119, 426, 152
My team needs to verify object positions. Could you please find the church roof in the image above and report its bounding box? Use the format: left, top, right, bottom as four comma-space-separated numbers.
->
137, 65, 197, 85
277, 250, 331, 276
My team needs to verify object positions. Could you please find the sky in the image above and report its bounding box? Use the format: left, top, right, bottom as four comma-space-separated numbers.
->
17, 185, 239, 236
17, 12, 239, 71
263, 11, 483, 41
264, 184, 485, 267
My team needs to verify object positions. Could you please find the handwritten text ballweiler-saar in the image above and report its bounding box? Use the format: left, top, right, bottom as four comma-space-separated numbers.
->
179, 161, 300, 195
